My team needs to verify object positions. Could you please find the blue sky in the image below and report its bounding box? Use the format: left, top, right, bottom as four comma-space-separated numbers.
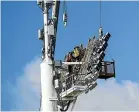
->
1, 1, 139, 111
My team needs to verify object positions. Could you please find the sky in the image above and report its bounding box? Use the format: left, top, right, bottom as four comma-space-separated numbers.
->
1, 1, 139, 111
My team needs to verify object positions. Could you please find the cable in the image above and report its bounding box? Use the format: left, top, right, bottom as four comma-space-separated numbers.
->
63, 0, 67, 13
63, 1, 65, 13
100, 0, 102, 27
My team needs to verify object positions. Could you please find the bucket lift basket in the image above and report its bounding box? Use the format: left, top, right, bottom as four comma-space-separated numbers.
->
99, 60, 116, 79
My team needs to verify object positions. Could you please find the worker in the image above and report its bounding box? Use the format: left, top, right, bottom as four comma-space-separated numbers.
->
66, 52, 73, 90
66, 52, 73, 61
66, 52, 73, 73
73, 46, 80, 61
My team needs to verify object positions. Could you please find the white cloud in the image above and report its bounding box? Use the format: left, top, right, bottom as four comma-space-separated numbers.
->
8, 57, 139, 111
74, 79, 139, 111
8, 57, 41, 111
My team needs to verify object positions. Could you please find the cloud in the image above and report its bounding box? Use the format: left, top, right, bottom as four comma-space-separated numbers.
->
8, 57, 41, 111
8, 57, 139, 111
74, 79, 139, 111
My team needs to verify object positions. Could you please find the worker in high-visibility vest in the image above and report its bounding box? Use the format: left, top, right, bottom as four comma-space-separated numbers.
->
73, 46, 80, 61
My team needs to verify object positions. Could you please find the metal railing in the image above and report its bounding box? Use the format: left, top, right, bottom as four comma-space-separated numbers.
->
60, 73, 86, 93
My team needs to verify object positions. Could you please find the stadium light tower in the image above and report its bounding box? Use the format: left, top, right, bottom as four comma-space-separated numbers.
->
37, 0, 115, 112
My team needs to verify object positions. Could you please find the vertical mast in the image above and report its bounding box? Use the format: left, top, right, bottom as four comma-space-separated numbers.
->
39, 0, 59, 111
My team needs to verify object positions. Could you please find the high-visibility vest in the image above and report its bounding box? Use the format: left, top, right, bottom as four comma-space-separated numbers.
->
74, 48, 79, 57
